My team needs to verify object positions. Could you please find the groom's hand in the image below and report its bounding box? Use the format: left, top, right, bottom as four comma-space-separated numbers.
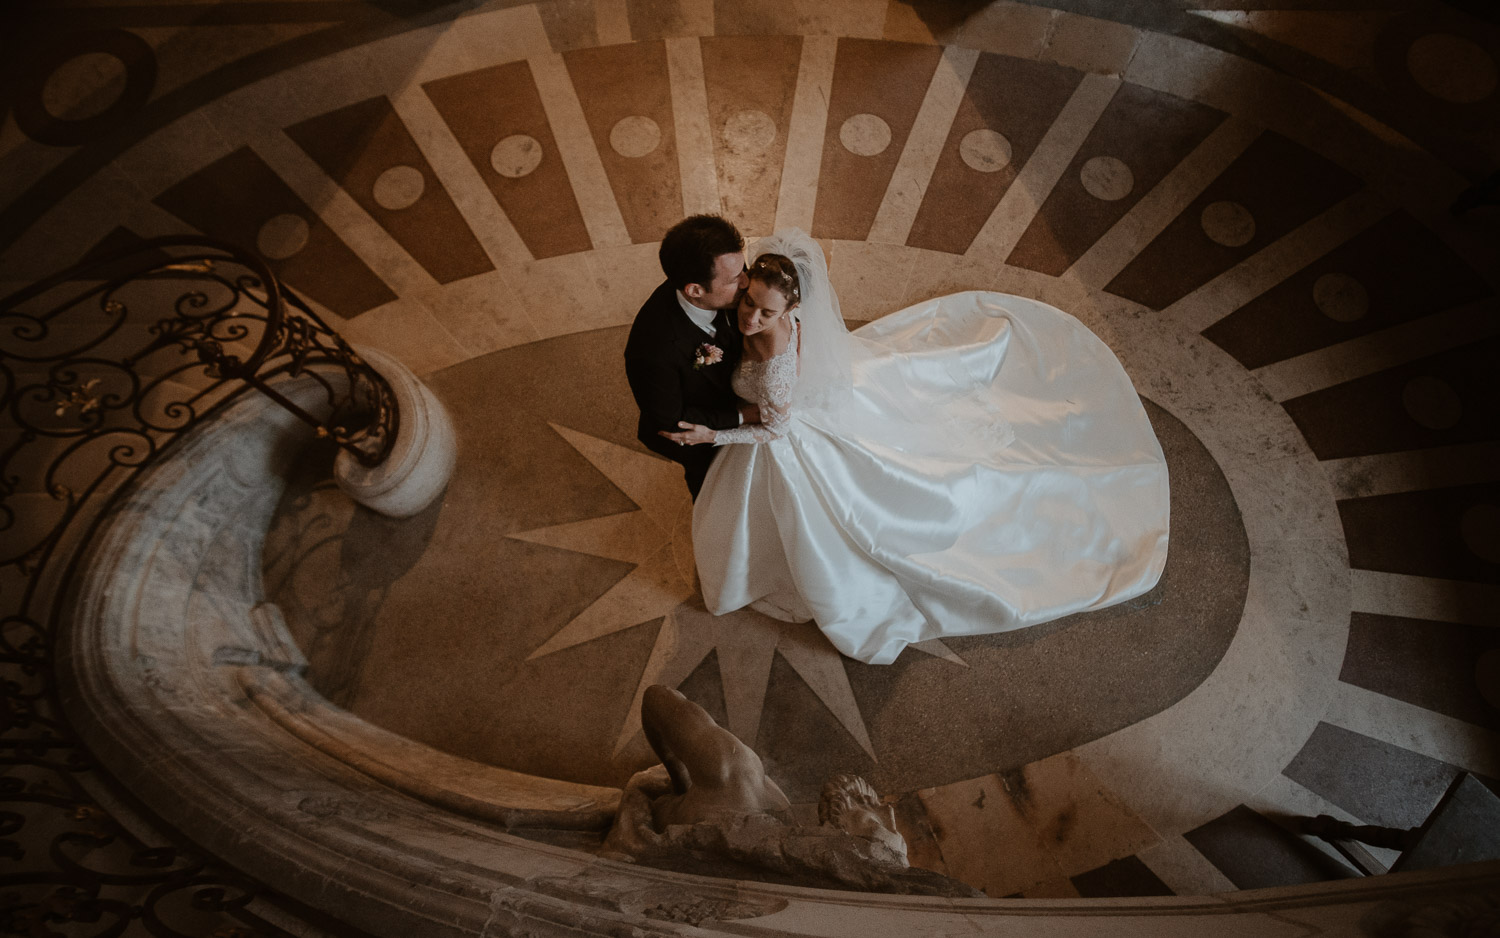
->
660, 422, 715, 446
739, 403, 760, 425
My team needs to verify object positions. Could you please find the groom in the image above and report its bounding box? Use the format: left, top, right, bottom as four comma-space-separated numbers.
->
625, 215, 753, 499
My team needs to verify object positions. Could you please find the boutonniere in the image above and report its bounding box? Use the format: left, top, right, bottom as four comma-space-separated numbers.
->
693, 342, 724, 370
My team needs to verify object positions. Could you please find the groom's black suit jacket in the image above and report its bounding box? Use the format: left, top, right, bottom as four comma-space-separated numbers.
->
624, 280, 744, 498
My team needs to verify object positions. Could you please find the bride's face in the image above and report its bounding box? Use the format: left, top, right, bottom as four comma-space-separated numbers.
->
738, 279, 795, 335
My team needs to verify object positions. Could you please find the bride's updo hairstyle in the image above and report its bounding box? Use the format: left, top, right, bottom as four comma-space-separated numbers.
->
747, 253, 800, 309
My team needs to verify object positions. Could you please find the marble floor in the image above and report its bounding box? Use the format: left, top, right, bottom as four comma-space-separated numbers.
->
4, 0, 1499, 901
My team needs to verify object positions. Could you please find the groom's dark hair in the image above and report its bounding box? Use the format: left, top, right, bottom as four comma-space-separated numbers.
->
660, 215, 744, 291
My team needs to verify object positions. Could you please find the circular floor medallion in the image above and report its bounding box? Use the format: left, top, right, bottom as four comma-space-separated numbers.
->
610, 115, 661, 158
723, 109, 777, 154
840, 113, 891, 157
1201, 200, 1256, 248
1401, 375, 1463, 430
257, 213, 311, 261
1080, 155, 1133, 200
13, 28, 156, 146
491, 134, 543, 178
1407, 33, 1498, 104
42, 51, 129, 121
1459, 503, 1500, 564
960, 128, 1012, 173
372, 165, 425, 211
1312, 272, 1370, 323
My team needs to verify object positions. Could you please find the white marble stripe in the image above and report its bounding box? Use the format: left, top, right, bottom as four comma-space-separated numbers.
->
966, 72, 1120, 265
1135, 835, 1237, 896
1323, 442, 1500, 501
1349, 569, 1500, 630
1326, 681, 1500, 780
594, 0, 632, 45
387, 87, 535, 267
774, 35, 838, 234
1166, 189, 1389, 334
1067, 116, 1260, 288
666, 38, 722, 217
866, 45, 979, 246
247, 134, 432, 298
431, 5, 552, 78
1245, 774, 1399, 872
1253, 298, 1500, 402
527, 52, 633, 248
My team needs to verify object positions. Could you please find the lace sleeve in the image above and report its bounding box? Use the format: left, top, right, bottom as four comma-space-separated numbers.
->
713, 342, 798, 445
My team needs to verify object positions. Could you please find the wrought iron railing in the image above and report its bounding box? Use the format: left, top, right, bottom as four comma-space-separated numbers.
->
1, 237, 394, 937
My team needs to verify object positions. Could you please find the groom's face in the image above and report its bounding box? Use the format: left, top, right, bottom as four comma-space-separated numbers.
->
687, 251, 748, 310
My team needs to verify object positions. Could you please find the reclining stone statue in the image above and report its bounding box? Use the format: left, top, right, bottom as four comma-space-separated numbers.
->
601, 685, 978, 897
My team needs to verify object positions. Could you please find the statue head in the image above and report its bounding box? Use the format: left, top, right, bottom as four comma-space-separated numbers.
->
818, 774, 908, 866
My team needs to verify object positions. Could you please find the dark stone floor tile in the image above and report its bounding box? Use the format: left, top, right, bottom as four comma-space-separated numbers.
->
677, 649, 730, 730
1070, 855, 1175, 898
424, 61, 594, 259
754, 651, 878, 803
702, 35, 803, 237
154, 146, 396, 318
1008, 83, 1225, 276
1342, 613, 1500, 732
77, 226, 173, 280
1282, 722, 1461, 829
286, 95, 493, 285
906, 51, 1081, 254
1393, 774, 1500, 872
1282, 336, 1500, 461
564, 40, 682, 244
1183, 805, 1356, 890
1203, 211, 1491, 371
1339, 482, 1500, 585
813, 39, 945, 242
1105, 131, 1362, 311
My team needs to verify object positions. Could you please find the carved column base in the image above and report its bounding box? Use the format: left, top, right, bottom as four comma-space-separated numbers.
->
335, 347, 456, 518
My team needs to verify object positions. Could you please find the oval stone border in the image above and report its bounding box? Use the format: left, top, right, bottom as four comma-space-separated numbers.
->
21, 1, 1500, 932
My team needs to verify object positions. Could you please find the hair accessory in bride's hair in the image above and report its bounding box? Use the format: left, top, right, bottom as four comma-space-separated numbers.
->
747, 254, 801, 307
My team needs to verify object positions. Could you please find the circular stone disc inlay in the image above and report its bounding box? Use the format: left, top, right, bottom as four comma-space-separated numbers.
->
960, 128, 1012, 173
372, 165, 426, 211
491, 134, 543, 178
42, 52, 129, 120
1402, 375, 1463, 430
256, 213, 310, 261
1407, 34, 1499, 104
1460, 503, 1500, 564
610, 116, 661, 158
723, 109, 777, 154
840, 113, 892, 157
1080, 155, 1133, 200
1201, 201, 1256, 247
1312, 272, 1369, 323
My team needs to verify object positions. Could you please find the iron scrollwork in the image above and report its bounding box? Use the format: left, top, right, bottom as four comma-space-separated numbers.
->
1, 237, 394, 936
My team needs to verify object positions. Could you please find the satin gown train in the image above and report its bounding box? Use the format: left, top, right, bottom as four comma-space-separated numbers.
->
692, 290, 1170, 666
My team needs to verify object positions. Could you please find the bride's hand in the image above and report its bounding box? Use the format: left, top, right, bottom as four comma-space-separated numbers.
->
660, 422, 715, 446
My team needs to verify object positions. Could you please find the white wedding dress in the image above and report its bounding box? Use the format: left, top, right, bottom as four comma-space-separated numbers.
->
693, 231, 1169, 665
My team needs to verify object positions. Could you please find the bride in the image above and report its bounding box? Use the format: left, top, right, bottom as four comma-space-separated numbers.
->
660, 230, 1169, 665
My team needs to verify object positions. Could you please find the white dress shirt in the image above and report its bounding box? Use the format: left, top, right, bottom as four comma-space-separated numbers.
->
676, 290, 718, 336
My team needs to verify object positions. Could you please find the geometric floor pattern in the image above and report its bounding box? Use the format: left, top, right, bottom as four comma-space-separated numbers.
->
5, 0, 1498, 900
